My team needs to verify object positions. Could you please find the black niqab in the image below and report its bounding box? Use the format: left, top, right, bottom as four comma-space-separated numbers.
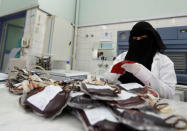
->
118, 21, 166, 85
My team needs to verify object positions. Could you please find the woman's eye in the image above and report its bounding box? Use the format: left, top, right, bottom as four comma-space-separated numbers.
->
142, 35, 148, 38
133, 37, 137, 40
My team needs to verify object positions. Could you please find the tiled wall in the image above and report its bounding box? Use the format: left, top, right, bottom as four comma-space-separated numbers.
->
74, 16, 187, 74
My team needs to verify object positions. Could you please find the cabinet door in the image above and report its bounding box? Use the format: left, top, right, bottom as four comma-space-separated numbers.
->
51, 16, 73, 61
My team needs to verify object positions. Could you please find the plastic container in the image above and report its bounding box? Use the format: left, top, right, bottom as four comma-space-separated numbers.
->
66, 61, 71, 71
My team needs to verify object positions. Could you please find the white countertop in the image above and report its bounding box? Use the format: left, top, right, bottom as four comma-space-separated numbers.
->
1, 83, 187, 131
0, 84, 84, 131
148, 99, 187, 119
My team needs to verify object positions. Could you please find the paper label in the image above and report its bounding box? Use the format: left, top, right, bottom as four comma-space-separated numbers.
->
22, 69, 28, 74
71, 92, 84, 98
13, 83, 22, 87
114, 90, 137, 100
84, 106, 118, 125
85, 84, 113, 90
120, 83, 143, 90
116, 108, 125, 113
27, 85, 62, 111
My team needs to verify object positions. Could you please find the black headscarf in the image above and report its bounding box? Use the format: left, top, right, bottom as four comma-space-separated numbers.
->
118, 21, 166, 85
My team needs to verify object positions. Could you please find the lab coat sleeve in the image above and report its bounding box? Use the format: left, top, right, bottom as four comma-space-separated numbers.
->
104, 52, 127, 84
134, 58, 177, 99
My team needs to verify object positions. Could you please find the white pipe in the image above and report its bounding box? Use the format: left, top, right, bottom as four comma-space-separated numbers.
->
72, 0, 80, 70
47, 16, 55, 54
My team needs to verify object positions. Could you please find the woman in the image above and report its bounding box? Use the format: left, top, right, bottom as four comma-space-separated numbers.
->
105, 21, 177, 99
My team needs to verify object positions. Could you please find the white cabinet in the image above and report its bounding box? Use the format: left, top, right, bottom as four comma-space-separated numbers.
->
50, 16, 74, 61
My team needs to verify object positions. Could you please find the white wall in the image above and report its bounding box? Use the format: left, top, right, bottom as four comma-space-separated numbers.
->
74, 17, 187, 73
78, 0, 187, 26
0, 0, 76, 24
38, 0, 76, 24
0, 0, 38, 17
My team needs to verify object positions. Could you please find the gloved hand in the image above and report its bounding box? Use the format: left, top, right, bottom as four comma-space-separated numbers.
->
121, 63, 142, 75
121, 62, 153, 85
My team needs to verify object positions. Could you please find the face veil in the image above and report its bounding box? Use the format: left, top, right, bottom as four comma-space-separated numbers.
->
118, 21, 166, 84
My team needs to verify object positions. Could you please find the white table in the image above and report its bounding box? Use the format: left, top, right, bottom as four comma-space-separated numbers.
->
0, 84, 84, 131
1, 83, 187, 131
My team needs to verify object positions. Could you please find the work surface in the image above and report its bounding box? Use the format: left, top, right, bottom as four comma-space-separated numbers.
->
0, 84, 84, 131
0, 83, 187, 131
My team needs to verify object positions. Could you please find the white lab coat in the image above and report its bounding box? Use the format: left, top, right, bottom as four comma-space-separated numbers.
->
104, 52, 177, 99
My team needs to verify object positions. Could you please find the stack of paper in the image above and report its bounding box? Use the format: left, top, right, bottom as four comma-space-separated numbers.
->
0, 73, 8, 81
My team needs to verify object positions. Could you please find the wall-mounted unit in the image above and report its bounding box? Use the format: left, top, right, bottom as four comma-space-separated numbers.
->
117, 26, 187, 85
